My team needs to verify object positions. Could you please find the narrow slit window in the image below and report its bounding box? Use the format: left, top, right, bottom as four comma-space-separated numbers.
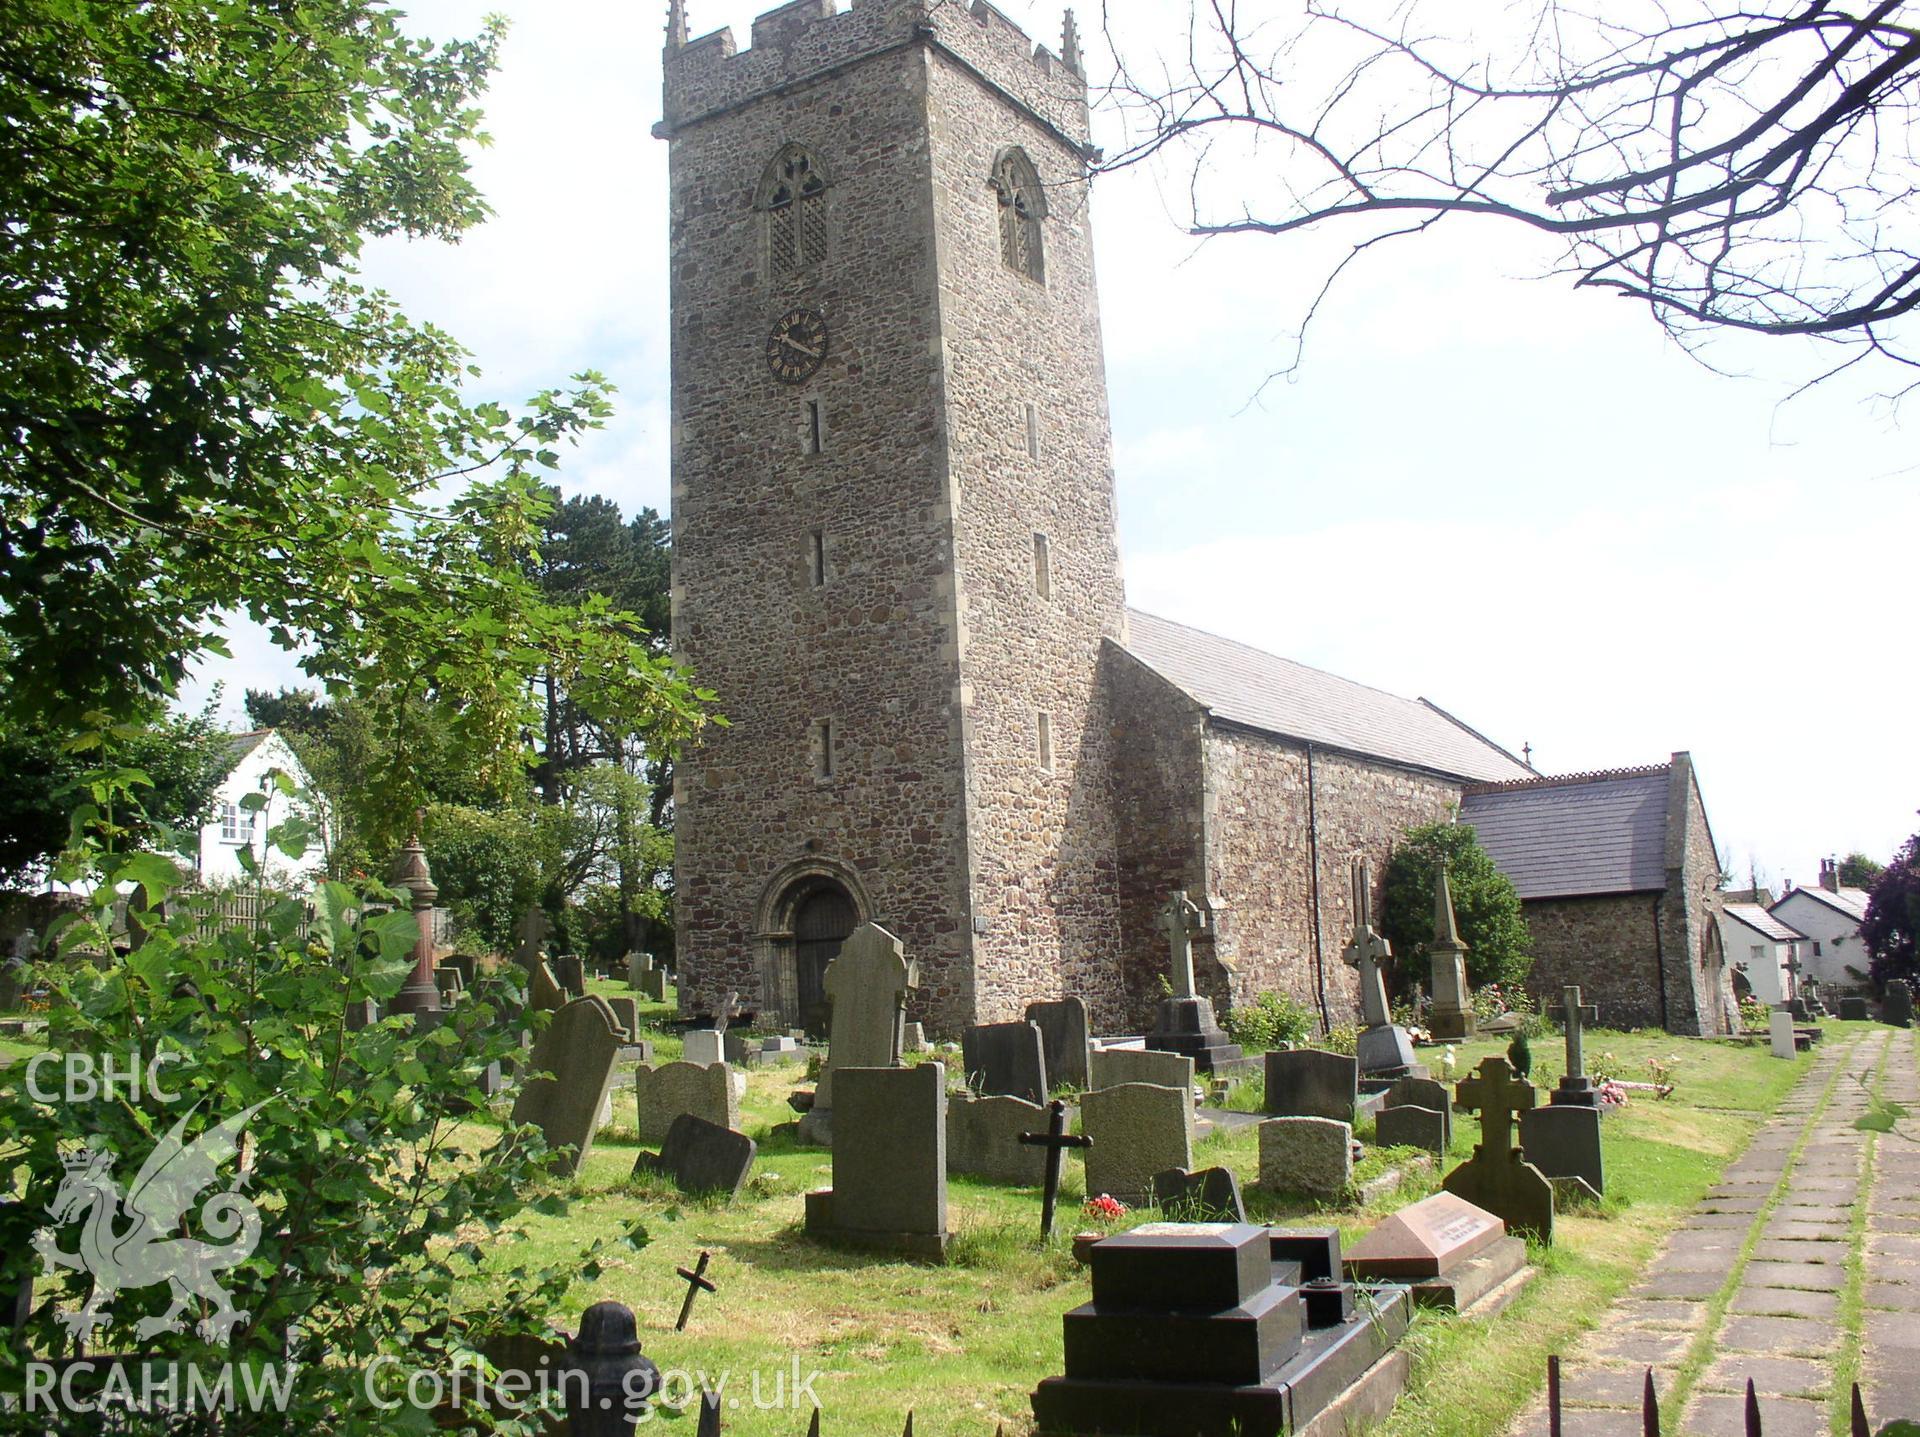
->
813, 719, 835, 780
1025, 403, 1040, 459
1037, 712, 1054, 772
806, 399, 824, 455
1033, 532, 1052, 600
809, 529, 826, 588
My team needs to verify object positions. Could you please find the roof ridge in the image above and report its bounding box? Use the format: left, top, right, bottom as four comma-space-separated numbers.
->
1461, 762, 1671, 797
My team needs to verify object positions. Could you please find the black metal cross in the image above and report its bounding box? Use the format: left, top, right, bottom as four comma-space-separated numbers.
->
675, 1250, 717, 1332
1019, 1099, 1092, 1239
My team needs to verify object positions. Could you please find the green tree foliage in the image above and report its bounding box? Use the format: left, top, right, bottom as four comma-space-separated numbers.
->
0, 0, 709, 793
1864, 832, 1920, 993
0, 805, 638, 1432
1382, 822, 1533, 991
0, 687, 230, 885
1841, 851, 1886, 889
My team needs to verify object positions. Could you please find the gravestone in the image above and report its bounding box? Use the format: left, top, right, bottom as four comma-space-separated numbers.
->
1386, 1074, 1452, 1115
1840, 995, 1871, 1021
804, 1062, 949, 1259
1344, 859, 1416, 1076
1143, 892, 1249, 1075
1886, 981, 1914, 1029
627, 951, 654, 991
802, 922, 917, 1144
1518, 1103, 1604, 1199
1343, 1191, 1529, 1313
962, 1020, 1049, 1103
434, 967, 465, 1002
513, 907, 548, 970
443, 953, 477, 989
1257, 1116, 1353, 1201
1026, 997, 1091, 1090
1030, 1221, 1412, 1437
1082, 1082, 1194, 1206
1550, 985, 1602, 1106
639, 964, 667, 1002
634, 1060, 740, 1145
1263, 1048, 1358, 1122
1151, 1166, 1246, 1222
1426, 860, 1477, 1041
1443, 1056, 1554, 1242
1090, 1046, 1194, 1092
902, 1021, 930, 1053
1374, 1104, 1448, 1154
634, 1113, 756, 1199
1770, 1008, 1798, 1059
345, 998, 381, 1030
947, 1092, 1049, 1184
528, 960, 568, 1013
606, 997, 639, 1038
510, 996, 623, 1175
552, 954, 585, 999
682, 1029, 724, 1067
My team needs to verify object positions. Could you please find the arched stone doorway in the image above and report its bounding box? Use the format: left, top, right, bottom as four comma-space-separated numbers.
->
792, 881, 857, 1036
753, 859, 869, 1036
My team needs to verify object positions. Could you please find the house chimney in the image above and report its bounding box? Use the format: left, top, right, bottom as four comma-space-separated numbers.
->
1819, 858, 1840, 893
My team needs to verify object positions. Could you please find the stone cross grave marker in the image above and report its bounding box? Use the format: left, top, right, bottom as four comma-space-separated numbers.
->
1159, 891, 1208, 999
1443, 1055, 1554, 1242
1552, 986, 1601, 1106
513, 907, 547, 970
1427, 859, 1476, 1040
1019, 1098, 1093, 1238
675, 1251, 717, 1332
1342, 858, 1393, 1029
816, 923, 917, 1110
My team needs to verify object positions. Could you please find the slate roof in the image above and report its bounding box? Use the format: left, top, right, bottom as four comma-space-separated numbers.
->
1457, 766, 1673, 900
1120, 609, 1533, 783
224, 730, 274, 769
1723, 903, 1804, 944
1773, 885, 1871, 925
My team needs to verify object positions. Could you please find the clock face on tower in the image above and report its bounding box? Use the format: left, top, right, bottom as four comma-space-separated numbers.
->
765, 308, 829, 385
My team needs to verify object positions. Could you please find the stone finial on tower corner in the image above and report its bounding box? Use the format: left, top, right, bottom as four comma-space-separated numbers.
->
1061, 8, 1083, 75
667, 0, 688, 47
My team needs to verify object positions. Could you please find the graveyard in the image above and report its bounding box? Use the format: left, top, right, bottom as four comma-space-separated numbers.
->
401, 970, 1832, 1434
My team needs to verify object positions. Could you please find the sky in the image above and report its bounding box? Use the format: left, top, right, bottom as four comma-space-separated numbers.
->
183, 0, 1920, 894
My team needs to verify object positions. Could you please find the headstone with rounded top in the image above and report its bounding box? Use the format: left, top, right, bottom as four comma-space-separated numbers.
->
510, 996, 623, 1175
634, 1060, 740, 1145
1082, 1082, 1193, 1206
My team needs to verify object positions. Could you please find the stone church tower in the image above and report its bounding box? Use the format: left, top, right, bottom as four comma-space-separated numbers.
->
660, 0, 1127, 1036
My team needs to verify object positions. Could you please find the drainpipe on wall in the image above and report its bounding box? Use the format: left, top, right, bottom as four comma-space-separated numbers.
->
1306, 743, 1331, 1032
1652, 895, 1671, 1033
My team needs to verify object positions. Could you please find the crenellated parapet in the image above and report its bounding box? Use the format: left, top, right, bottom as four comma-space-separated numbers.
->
661, 0, 1090, 150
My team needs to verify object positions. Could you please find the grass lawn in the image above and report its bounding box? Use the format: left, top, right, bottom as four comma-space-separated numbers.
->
448, 1016, 1825, 1435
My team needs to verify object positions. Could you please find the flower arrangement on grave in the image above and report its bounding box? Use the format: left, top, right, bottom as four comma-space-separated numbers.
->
1646, 1054, 1679, 1098
1597, 1079, 1628, 1108
1084, 1193, 1128, 1222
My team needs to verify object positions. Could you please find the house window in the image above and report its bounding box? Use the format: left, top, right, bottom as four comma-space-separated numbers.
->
1033, 532, 1052, 600
1813, 941, 1823, 956
760, 144, 828, 274
812, 719, 835, 781
219, 803, 247, 845
992, 147, 1046, 283
1037, 711, 1054, 771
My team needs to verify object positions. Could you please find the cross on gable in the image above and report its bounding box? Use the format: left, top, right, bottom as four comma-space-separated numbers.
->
1454, 1056, 1536, 1159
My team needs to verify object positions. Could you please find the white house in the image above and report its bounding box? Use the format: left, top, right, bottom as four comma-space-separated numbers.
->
1769, 860, 1873, 993
1717, 902, 1806, 1007
192, 730, 327, 891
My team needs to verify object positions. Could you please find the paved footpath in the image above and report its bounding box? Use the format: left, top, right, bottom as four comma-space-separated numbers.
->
1508, 1025, 1918, 1436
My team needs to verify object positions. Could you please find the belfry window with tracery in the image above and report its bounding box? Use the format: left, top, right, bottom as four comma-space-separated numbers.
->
760, 144, 828, 274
